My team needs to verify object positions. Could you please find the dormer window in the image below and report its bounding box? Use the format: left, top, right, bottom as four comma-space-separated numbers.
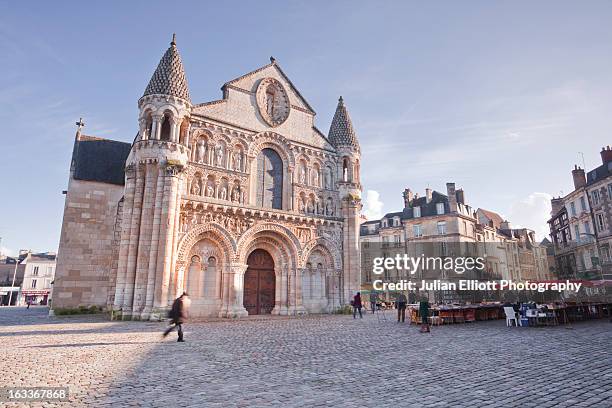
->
436, 203, 445, 215
413, 206, 421, 218
393, 217, 400, 227
381, 219, 388, 228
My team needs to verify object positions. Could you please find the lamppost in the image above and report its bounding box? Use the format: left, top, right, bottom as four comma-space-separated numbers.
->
8, 258, 19, 306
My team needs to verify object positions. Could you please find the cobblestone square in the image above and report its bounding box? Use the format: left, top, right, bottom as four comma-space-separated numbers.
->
1, 307, 611, 407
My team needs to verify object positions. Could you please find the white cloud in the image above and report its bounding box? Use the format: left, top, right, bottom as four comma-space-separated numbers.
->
362, 190, 384, 220
0, 246, 15, 257
508, 192, 553, 241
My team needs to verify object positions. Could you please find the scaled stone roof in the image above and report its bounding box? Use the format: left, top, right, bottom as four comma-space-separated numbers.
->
73, 135, 131, 186
328, 96, 359, 148
143, 38, 191, 102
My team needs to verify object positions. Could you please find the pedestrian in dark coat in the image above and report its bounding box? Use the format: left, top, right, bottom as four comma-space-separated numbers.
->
352, 292, 363, 319
396, 292, 407, 323
163, 292, 190, 342
419, 298, 430, 333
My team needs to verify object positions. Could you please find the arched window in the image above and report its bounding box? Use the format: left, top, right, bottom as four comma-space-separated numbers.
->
256, 148, 283, 209
342, 158, 350, 182
160, 111, 172, 141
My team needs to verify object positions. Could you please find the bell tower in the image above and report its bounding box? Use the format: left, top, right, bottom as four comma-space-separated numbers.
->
113, 35, 192, 320
328, 96, 362, 304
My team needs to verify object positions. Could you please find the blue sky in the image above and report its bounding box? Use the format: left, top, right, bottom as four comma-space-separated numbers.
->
1, 1, 612, 255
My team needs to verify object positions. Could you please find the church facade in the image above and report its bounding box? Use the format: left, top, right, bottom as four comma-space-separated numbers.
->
52, 37, 363, 319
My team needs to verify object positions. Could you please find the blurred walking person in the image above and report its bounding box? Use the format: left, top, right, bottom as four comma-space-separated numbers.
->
163, 292, 190, 342
352, 292, 363, 319
370, 291, 378, 314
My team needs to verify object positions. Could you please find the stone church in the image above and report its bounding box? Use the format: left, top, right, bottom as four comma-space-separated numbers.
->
53, 36, 363, 319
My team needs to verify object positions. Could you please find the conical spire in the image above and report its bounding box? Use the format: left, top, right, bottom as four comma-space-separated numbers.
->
328, 96, 358, 148
143, 34, 191, 102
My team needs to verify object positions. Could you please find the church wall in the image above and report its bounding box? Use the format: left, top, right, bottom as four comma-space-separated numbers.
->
52, 178, 124, 309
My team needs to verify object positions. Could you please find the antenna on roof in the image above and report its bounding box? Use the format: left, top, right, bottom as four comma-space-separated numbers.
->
171, 33, 176, 46
578, 152, 586, 170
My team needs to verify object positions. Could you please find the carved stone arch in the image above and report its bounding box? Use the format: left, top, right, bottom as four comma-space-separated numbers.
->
301, 238, 342, 270
248, 132, 295, 168
242, 238, 291, 274
236, 222, 301, 265
154, 104, 180, 118
138, 104, 157, 120
176, 223, 238, 268
210, 130, 232, 145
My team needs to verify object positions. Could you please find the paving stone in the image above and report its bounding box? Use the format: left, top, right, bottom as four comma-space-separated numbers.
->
0, 307, 610, 407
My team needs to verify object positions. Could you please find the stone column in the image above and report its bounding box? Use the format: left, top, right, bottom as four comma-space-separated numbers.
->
272, 267, 282, 315
142, 165, 165, 318
293, 268, 306, 315
122, 163, 146, 318
132, 162, 156, 317
113, 164, 136, 313
154, 164, 182, 312
218, 263, 248, 318
152, 115, 163, 140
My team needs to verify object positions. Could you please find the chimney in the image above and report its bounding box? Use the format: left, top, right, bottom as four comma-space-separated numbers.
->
446, 183, 457, 213
402, 188, 413, 208
550, 197, 564, 216
456, 189, 465, 205
500, 220, 511, 230
572, 165, 586, 189
601, 146, 612, 164
425, 188, 432, 203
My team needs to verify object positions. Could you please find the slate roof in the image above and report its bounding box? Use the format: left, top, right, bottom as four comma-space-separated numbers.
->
587, 162, 612, 186
143, 36, 191, 102
477, 208, 504, 229
73, 135, 131, 186
328, 96, 359, 148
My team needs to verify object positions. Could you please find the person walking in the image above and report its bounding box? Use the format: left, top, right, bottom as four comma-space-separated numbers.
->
396, 292, 407, 323
370, 291, 378, 314
163, 292, 191, 342
419, 297, 430, 333
352, 292, 363, 319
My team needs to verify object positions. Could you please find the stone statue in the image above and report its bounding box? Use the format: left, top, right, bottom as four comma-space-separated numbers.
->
307, 200, 314, 214
191, 181, 200, 195
220, 186, 227, 200
325, 168, 331, 189
300, 166, 307, 184
232, 187, 240, 202
234, 152, 242, 172
196, 140, 206, 163
343, 166, 348, 182
216, 145, 224, 167
313, 170, 319, 187
206, 184, 214, 197
299, 200, 306, 212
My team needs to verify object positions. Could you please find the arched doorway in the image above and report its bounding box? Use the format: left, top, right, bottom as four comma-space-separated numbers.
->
243, 249, 276, 315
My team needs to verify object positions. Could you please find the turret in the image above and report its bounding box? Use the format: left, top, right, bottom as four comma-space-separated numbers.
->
113, 35, 192, 321
138, 34, 192, 146
328, 96, 362, 304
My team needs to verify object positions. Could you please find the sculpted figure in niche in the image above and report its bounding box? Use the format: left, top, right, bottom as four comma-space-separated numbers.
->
206, 184, 214, 197
343, 166, 348, 182
196, 140, 206, 163
313, 170, 319, 187
299, 199, 306, 213
231, 187, 240, 202
191, 180, 200, 195
220, 186, 227, 200
216, 145, 224, 167
325, 168, 332, 189
233, 152, 242, 172
307, 199, 314, 214
299, 165, 307, 184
